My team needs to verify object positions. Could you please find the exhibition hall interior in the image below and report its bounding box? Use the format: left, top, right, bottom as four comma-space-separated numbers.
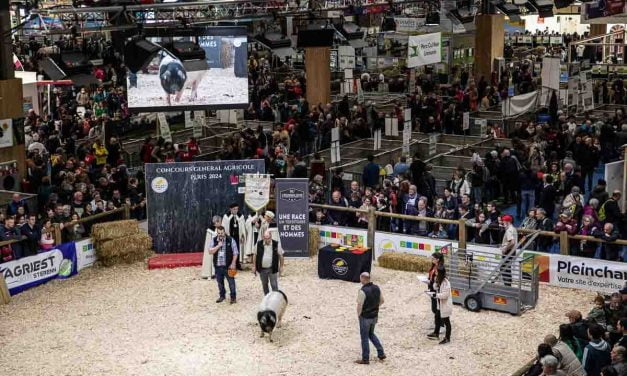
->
0, 0, 627, 375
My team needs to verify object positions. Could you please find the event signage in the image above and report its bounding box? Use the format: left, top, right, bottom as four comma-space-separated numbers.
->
145, 160, 265, 253
244, 174, 271, 211
157, 113, 173, 143
193, 110, 204, 138
275, 178, 309, 257
428, 133, 437, 155
184, 111, 193, 128
407, 32, 441, 68
75, 238, 96, 271
0, 242, 77, 295
312, 225, 368, 248
522, 251, 627, 294
394, 17, 423, 32
0, 119, 14, 148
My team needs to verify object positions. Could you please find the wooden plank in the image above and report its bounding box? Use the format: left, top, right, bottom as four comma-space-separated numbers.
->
0, 79, 24, 119
0, 272, 10, 305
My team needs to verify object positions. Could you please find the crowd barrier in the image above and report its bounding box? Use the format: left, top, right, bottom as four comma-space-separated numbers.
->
0, 237, 96, 295
309, 201, 627, 295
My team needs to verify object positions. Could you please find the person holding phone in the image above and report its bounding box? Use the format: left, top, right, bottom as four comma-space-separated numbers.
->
208, 226, 238, 304
422, 252, 444, 333
427, 266, 453, 344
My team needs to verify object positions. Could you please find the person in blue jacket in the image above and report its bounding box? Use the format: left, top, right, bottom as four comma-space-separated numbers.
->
362, 155, 380, 189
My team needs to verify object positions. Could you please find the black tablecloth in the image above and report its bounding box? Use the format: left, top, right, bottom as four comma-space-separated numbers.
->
317, 245, 372, 282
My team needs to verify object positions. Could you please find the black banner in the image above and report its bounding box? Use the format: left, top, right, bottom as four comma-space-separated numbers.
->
275, 178, 309, 258
146, 160, 265, 253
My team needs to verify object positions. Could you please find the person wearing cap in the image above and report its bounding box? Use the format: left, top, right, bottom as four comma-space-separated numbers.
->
259, 210, 276, 236
355, 272, 386, 364
499, 215, 517, 286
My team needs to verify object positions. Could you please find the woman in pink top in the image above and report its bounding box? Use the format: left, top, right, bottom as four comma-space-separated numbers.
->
39, 219, 55, 251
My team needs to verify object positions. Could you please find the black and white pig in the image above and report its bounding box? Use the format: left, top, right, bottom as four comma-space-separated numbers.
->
158, 51, 187, 106
257, 290, 288, 342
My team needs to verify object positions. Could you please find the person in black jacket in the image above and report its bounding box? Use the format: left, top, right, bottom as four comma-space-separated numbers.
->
208, 226, 238, 304
327, 191, 350, 227
539, 175, 557, 219
20, 215, 41, 257
602, 191, 623, 227
252, 231, 284, 296
0, 217, 24, 260
499, 149, 520, 204
535, 208, 554, 252
355, 272, 386, 364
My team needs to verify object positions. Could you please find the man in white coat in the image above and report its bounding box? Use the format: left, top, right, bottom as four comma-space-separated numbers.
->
201, 215, 223, 279
222, 203, 247, 268
244, 211, 263, 262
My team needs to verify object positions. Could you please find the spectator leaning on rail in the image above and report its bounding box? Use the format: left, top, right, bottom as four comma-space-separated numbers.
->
544, 334, 585, 376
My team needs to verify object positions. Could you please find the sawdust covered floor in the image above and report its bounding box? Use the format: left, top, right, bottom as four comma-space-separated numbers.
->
0, 259, 594, 376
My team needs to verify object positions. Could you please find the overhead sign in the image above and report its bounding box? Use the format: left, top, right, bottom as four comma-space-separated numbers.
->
407, 32, 442, 68
394, 17, 424, 32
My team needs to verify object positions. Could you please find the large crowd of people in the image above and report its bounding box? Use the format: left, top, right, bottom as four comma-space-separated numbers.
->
522, 287, 627, 376
1, 33, 626, 266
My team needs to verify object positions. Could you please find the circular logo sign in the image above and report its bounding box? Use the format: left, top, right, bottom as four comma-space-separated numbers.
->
332, 258, 348, 276
151, 177, 169, 193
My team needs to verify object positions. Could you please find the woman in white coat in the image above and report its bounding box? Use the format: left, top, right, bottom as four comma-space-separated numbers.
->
427, 265, 453, 344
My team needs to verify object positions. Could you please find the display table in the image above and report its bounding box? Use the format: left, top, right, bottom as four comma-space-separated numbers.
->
317, 244, 372, 282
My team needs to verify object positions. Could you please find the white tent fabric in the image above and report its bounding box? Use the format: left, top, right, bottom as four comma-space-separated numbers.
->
501, 91, 539, 118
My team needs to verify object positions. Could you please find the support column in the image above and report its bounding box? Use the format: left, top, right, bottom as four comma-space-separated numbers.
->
305, 47, 331, 109
474, 14, 505, 82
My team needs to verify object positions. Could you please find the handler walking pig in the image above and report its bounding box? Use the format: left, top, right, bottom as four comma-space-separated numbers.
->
355, 272, 386, 365
252, 231, 284, 295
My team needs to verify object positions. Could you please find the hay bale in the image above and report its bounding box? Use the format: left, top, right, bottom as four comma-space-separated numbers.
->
91, 220, 140, 242
378, 252, 432, 273
309, 227, 320, 257
97, 233, 153, 267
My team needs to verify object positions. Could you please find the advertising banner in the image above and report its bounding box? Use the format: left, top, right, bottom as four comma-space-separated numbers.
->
193, 110, 205, 138
407, 32, 441, 68
75, 238, 96, 271
0, 242, 77, 295
522, 251, 627, 294
244, 174, 271, 212
146, 160, 265, 253
541, 57, 561, 91
312, 225, 368, 248
276, 179, 309, 257
374, 231, 454, 259
502, 91, 538, 117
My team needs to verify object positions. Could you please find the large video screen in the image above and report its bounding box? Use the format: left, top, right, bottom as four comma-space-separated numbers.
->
126, 27, 248, 112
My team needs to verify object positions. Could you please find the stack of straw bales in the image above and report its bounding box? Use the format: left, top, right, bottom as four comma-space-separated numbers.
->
91, 220, 152, 267
378, 252, 432, 273
0, 273, 10, 304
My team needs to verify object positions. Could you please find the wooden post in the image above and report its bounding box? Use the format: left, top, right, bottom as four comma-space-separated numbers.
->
458, 220, 467, 250
52, 223, 63, 245
367, 206, 376, 255
0, 272, 10, 305
559, 231, 570, 255
123, 204, 131, 220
